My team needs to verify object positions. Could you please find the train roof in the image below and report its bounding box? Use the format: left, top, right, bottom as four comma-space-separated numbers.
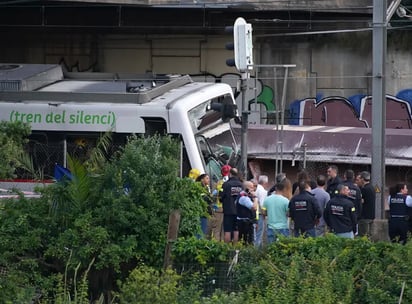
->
0, 63, 227, 106
245, 124, 412, 167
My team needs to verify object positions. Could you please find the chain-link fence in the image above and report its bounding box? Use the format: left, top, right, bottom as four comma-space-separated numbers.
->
174, 262, 238, 296
22, 136, 123, 180
27, 141, 65, 179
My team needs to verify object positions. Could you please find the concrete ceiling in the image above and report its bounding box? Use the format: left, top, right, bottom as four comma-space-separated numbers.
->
0, 0, 373, 36
45, 0, 373, 12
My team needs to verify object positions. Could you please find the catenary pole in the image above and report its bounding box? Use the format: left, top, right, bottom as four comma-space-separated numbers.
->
372, 0, 386, 219
240, 71, 249, 178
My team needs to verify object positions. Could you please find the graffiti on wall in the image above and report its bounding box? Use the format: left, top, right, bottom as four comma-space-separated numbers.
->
59, 58, 96, 73
289, 90, 412, 129
193, 72, 412, 129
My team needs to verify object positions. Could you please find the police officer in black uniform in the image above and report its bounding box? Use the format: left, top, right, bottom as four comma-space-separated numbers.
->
324, 184, 357, 239
289, 181, 322, 237
343, 169, 362, 232
236, 180, 258, 245
220, 168, 243, 243
326, 165, 342, 198
388, 183, 412, 244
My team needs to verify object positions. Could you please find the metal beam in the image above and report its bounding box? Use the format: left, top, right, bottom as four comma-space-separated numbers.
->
372, 0, 387, 219
386, 0, 403, 25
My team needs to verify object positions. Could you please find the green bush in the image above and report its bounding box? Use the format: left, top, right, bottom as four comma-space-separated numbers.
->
0, 135, 206, 302
171, 235, 412, 303
119, 265, 181, 303
246, 235, 412, 303
0, 121, 31, 179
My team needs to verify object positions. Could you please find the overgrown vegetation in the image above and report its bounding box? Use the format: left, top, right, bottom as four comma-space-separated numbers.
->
0, 121, 31, 179
1, 121, 412, 303
0, 129, 206, 302
170, 236, 412, 304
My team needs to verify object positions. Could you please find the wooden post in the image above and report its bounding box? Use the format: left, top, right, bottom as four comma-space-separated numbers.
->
163, 209, 181, 270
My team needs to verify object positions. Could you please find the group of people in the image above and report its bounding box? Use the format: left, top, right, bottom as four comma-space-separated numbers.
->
264, 166, 378, 243
190, 165, 259, 243
188, 165, 237, 241
191, 163, 412, 246
215, 165, 378, 245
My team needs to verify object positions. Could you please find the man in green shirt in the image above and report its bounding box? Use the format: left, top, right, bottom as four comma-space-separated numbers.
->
263, 179, 290, 244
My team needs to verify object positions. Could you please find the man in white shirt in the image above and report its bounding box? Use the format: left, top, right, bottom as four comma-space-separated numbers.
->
311, 175, 330, 237
254, 175, 268, 248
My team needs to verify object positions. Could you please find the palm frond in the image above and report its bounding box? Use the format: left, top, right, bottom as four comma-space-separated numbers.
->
67, 155, 91, 210
15, 151, 44, 181
84, 131, 113, 174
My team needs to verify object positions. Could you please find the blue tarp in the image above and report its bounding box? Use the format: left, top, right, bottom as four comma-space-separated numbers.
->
54, 164, 73, 181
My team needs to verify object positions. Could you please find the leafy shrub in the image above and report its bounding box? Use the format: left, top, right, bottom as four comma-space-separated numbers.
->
248, 235, 412, 303
0, 121, 31, 179
172, 235, 412, 303
119, 265, 181, 303
0, 135, 206, 301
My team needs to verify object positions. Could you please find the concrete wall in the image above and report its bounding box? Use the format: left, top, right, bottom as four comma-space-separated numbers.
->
0, 32, 235, 76
258, 31, 412, 103
98, 35, 234, 75
2, 29, 412, 114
